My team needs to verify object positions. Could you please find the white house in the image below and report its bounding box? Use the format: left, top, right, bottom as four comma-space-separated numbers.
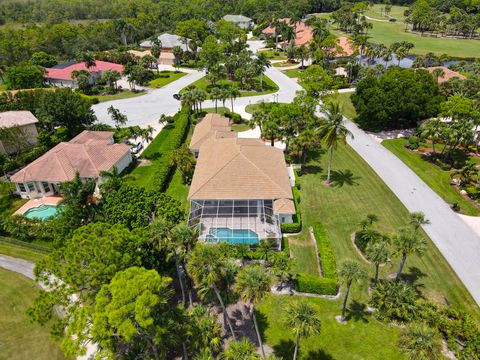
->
223, 15, 254, 29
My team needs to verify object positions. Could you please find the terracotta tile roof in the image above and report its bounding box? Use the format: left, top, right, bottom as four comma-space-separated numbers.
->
274, 198, 295, 214
266, 18, 314, 47
10, 131, 130, 183
0, 111, 38, 128
188, 136, 293, 203
330, 36, 355, 57
189, 113, 234, 151
45, 61, 124, 81
426, 66, 467, 83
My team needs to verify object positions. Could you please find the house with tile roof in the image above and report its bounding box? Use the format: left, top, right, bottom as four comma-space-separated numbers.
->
187, 114, 295, 246
139, 33, 192, 65
10, 130, 131, 199
45, 60, 124, 88
223, 15, 254, 29
426, 66, 467, 83
0, 111, 39, 154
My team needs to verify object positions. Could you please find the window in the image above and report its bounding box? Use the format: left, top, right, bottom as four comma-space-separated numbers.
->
41, 182, 50, 192
18, 183, 26, 192
27, 182, 36, 192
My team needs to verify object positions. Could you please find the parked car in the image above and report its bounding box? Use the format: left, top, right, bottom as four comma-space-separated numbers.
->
130, 142, 143, 155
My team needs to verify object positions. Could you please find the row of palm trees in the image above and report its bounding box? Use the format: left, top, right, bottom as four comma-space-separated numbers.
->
181, 85, 241, 114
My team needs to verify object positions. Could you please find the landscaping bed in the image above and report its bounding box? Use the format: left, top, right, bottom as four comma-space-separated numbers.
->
148, 70, 186, 88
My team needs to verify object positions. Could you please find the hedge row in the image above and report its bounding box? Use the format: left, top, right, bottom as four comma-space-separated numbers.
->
0, 235, 52, 253
294, 223, 339, 296
281, 185, 302, 233
142, 108, 190, 191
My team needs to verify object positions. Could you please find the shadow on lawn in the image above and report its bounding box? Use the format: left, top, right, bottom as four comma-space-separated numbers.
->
345, 300, 370, 323
327, 169, 360, 187
273, 340, 334, 360
401, 266, 427, 292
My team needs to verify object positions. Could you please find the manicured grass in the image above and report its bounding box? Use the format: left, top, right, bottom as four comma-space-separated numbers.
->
244, 102, 288, 114
282, 68, 304, 78
201, 107, 231, 115
231, 123, 251, 132
288, 237, 318, 275
365, 4, 407, 21
257, 49, 287, 60
148, 70, 186, 88
0, 182, 27, 215
181, 75, 279, 98
382, 138, 480, 216
297, 144, 479, 315
316, 13, 479, 57
165, 169, 190, 211
329, 92, 357, 120
258, 295, 405, 360
0, 269, 66, 360
273, 61, 298, 68
82, 90, 146, 103
0, 240, 48, 262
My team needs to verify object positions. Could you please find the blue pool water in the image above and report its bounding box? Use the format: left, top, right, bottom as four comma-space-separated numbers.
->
24, 205, 60, 220
207, 227, 259, 245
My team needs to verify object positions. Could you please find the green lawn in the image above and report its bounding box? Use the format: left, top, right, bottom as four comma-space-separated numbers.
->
282, 68, 304, 78
181, 75, 279, 98
316, 13, 479, 57
245, 102, 289, 114
231, 123, 251, 132
288, 237, 318, 275
0, 240, 48, 262
148, 70, 186, 88
365, 4, 407, 21
331, 92, 357, 120
0, 182, 27, 215
297, 144, 479, 314
257, 49, 287, 60
273, 61, 299, 68
258, 295, 404, 360
382, 138, 480, 216
83, 90, 146, 103
0, 269, 66, 360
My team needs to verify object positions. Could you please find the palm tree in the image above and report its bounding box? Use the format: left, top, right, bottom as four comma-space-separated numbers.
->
284, 301, 321, 360
256, 52, 271, 91
227, 86, 240, 113
296, 45, 309, 69
431, 68, 445, 83
451, 162, 479, 186
419, 119, 442, 155
399, 323, 442, 360
186, 243, 236, 338
78, 51, 96, 69
318, 100, 354, 184
234, 265, 272, 359
99, 166, 122, 193
210, 87, 223, 113
338, 260, 365, 321
181, 89, 196, 113
187, 305, 222, 357
223, 338, 260, 360
408, 212, 430, 234
365, 239, 390, 286
392, 227, 426, 280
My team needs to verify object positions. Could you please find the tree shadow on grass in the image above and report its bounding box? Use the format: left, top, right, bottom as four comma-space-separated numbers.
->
304, 349, 335, 360
326, 169, 360, 187
345, 300, 370, 323
255, 309, 269, 344
273, 339, 295, 359
400, 266, 426, 292
302, 165, 323, 175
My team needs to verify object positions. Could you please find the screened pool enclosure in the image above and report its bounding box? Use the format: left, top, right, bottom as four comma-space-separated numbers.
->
188, 199, 282, 248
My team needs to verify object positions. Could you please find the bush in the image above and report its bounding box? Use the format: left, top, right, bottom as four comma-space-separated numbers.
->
312, 223, 338, 281
465, 185, 480, 200
281, 222, 301, 233
406, 136, 420, 150
281, 185, 302, 233
295, 273, 338, 295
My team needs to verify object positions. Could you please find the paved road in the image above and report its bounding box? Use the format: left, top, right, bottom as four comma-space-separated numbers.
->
0, 254, 35, 280
345, 120, 480, 306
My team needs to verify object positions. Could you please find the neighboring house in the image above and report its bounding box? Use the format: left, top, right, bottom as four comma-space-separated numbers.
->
0, 111, 39, 154
140, 33, 192, 65
329, 36, 355, 58
426, 66, 467, 83
262, 18, 314, 50
223, 14, 254, 29
188, 114, 296, 247
189, 113, 237, 157
10, 130, 131, 200
45, 61, 124, 88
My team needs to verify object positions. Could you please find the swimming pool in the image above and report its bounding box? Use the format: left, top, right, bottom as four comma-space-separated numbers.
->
24, 205, 60, 221
207, 227, 259, 245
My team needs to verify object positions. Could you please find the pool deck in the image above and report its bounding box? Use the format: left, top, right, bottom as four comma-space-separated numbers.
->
14, 196, 63, 216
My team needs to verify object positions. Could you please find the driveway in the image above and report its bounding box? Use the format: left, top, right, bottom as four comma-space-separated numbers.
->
345, 120, 480, 306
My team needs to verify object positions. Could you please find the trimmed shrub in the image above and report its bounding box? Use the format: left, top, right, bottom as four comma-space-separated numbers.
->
281, 186, 302, 233
312, 223, 338, 281
295, 273, 338, 295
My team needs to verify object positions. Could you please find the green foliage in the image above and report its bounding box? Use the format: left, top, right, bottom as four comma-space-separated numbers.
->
30, 51, 57, 68
312, 223, 338, 281
352, 68, 442, 131
298, 65, 334, 97
281, 186, 302, 233
101, 184, 184, 229
295, 273, 338, 295
4, 64, 44, 89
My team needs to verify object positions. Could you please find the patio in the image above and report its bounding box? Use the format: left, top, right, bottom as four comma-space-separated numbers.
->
14, 195, 62, 216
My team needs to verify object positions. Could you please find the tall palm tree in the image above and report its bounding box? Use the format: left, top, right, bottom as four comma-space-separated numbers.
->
284, 301, 321, 360
365, 238, 390, 286
186, 243, 236, 338
408, 212, 430, 234
296, 44, 309, 69
419, 119, 442, 155
338, 260, 365, 321
256, 52, 271, 91
392, 227, 426, 280
78, 51, 96, 70
210, 87, 223, 113
399, 323, 442, 360
223, 338, 260, 360
318, 101, 353, 184
431, 68, 445, 83
234, 265, 272, 359
227, 86, 240, 113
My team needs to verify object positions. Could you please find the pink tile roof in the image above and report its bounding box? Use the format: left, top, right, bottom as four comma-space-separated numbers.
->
46, 61, 124, 81
331, 37, 355, 57
10, 130, 130, 183
0, 111, 38, 128
426, 66, 467, 83
265, 18, 314, 47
